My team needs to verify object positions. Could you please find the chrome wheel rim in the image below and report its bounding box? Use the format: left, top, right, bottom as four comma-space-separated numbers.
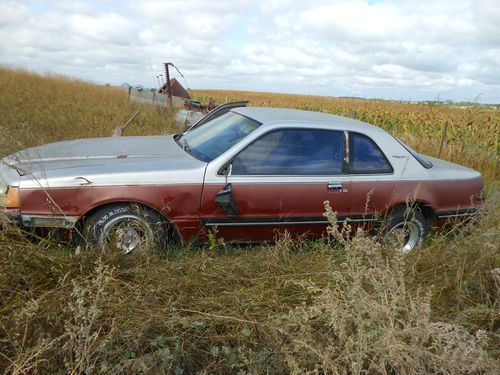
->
101, 215, 153, 254
387, 221, 421, 253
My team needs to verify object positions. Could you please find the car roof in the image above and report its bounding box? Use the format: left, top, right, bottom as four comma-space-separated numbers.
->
231, 106, 386, 133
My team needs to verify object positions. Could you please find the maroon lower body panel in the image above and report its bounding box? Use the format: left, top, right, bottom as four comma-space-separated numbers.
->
17, 176, 483, 243
350, 178, 484, 217
19, 184, 204, 241
199, 177, 484, 242
200, 181, 352, 242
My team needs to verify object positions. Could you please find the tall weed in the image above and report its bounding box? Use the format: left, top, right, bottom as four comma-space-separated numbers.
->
276, 203, 497, 374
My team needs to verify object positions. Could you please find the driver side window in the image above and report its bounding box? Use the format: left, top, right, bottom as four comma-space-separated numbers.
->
231, 129, 344, 175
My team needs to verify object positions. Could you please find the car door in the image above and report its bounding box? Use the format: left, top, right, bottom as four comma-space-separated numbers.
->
346, 131, 398, 222
200, 128, 352, 242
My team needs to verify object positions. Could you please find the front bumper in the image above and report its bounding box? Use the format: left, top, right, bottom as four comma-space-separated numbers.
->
20, 214, 79, 228
0, 208, 21, 227
1, 209, 78, 229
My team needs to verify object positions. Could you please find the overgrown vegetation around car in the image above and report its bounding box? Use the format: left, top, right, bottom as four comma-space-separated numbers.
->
0, 199, 498, 373
0, 68, 499, 373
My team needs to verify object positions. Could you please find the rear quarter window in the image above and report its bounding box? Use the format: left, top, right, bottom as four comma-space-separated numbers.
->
349, 133, 393, 174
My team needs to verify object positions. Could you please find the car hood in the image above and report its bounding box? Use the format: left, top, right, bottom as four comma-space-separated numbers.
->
2, 136, 207, 188
4, 136, 187, 172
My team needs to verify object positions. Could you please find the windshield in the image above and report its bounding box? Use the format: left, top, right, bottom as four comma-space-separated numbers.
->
177, 112, 261, 162
395, 137, 433, 169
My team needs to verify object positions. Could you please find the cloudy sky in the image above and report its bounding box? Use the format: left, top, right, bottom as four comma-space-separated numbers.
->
1, 0, 499, 103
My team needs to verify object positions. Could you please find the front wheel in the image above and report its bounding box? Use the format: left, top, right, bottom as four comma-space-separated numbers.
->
384, 207, 429, 252
81, 204, 170, 254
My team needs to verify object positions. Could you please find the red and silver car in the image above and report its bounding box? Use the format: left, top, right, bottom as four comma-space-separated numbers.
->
0, 107, 484, 252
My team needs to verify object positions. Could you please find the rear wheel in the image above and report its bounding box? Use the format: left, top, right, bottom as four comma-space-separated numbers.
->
81, 204, 170, 254
384, 207, 429, 252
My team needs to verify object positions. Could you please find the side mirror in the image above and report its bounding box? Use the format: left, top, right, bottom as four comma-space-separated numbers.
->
214, 183, 239, 217
219, 162, 233, 176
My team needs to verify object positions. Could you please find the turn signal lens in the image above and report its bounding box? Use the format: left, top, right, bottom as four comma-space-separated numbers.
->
1, 187, 20, 208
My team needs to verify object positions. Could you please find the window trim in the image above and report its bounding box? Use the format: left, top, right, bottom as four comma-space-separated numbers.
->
347, 132, 394, 175
220, 127, 347, 177
394, 137, 433, 169
178, 111, 262, 163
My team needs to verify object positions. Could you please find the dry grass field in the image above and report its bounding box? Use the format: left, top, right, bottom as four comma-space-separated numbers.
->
0, 67, 499, 374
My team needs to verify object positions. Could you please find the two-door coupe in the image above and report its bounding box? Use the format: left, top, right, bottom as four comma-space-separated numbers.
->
0, 107, 484, 252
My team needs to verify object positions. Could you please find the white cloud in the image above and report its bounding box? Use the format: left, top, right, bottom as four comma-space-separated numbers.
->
0, 0, 499, 102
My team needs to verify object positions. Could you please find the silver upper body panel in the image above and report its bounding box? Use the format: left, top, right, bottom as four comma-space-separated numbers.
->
1, 135, 207, 189
233, 107, 387, 134
0, 107, 480, 191
205, 107, 480, 184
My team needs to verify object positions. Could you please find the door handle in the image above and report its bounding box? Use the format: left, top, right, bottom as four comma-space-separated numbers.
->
327, 182, 343, 190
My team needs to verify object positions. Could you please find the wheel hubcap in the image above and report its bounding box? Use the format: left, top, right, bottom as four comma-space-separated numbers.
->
101, 215, 153, 254
387, 221, 421, 252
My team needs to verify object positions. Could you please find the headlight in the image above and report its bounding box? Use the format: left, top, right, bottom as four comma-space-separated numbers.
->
0, 186, 20, 208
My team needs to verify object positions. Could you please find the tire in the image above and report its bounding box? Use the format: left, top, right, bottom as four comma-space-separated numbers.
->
384, 207, 429, 252
81, 203, 170, 254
